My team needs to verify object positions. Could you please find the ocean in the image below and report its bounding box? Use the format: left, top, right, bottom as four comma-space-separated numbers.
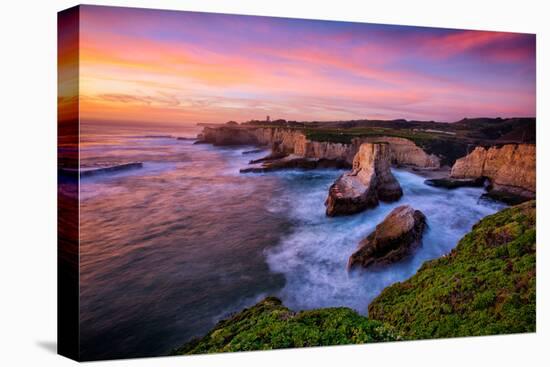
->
78, 123, 505, 359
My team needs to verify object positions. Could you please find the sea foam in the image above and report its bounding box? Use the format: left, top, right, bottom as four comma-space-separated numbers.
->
264, 168, 505, 314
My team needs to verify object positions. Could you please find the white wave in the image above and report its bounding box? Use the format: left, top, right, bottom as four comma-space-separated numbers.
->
265, 168, 506, 314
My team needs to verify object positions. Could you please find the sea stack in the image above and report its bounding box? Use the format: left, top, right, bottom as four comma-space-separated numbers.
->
325, 143, 403, 216
450, 144, 535, 203
348, 205, 426, 270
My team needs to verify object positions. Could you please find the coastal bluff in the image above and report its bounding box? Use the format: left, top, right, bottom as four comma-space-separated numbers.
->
325, 143, 403, 216
198, 125, 440, 169
450, 144, 535, 201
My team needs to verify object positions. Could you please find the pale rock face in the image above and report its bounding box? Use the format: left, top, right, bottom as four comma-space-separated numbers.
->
199, 126, 440, 169
451, 144, 535, 198
325, 143, 403, 216
348, 205, 426, 270
355, 136, 440, 168
303, 141, 354, 163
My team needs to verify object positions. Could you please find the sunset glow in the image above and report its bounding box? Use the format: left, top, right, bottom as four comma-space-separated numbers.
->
61, 5, 536, 124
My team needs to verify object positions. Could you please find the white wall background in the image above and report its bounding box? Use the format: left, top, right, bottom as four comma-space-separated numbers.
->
0, 0, 547, 366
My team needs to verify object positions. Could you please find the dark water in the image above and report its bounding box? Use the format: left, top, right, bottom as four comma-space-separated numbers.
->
78, 123, 505, 360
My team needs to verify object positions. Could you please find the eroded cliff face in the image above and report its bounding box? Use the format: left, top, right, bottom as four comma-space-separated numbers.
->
450, 144, 535, 198
199, 126, 440, 169
357, 137, 440, 169
325, 143, 403, 216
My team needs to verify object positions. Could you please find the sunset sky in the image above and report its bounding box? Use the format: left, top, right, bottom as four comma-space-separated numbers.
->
60, 5, 536, 124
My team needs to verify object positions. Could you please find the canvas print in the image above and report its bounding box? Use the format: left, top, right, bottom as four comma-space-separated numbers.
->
58, 5, 536, 361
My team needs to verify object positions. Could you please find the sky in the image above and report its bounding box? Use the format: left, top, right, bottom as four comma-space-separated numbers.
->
59, 5, 536, 125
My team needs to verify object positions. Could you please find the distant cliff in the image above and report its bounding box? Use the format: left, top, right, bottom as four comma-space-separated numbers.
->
199, 126, 440, 169
451, 144, 535, 200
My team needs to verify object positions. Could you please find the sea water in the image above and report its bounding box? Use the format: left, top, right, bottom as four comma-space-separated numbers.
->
78, 123, 505, 359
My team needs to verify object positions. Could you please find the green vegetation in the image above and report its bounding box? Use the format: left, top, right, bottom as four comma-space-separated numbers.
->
368, 201, 536, 339
173, 202, 536, 354
172, 297, 400, 355
303, 127, 441, 144
242, 117, 534, 165
303, 127, 468, 166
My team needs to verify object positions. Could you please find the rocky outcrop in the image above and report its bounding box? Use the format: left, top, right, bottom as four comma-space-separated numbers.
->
241, 157, 348, 173
450, 144, 535, 200
248, 151, 288, 164
368, 201, 536, 339
242, 149, 265, 155
62, 162, 143, 178
198, 126, 260, 146
198, 125, 441, 169
424, 177, 486, 189
358, 137, 440, 169
325, 143, 403, 216
348, 205, 426, 270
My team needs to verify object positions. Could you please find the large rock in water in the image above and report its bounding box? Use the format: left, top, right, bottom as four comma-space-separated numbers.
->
450, 144, 535, 201
368, 201, 536, 339
325, 143, 403, 216
348, 205, 426, 270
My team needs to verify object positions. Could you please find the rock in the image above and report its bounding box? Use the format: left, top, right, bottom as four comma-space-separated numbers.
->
75, 162, 143, 177
325, 143, 403, 216
240, 157, 348, 173
424, 177, 486, 189
242, 149, 265, 155
348, 205, 426, 270
358, 136, 440, 169
450, 144, 535, 201
199, 125, 443, 169
480, 191, 531, 206
368, 201, 535, 339
201, 126, 260, 145
249, 151, 288, 164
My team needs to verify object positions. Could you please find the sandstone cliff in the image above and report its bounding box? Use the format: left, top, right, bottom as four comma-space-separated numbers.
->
450, 144, 535, 199
325, 143, 403, 216
356, 137, 440, 168
198, 126, 441, 169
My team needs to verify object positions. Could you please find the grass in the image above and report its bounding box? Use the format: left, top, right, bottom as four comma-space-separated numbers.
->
171, 297, 400, 355
238, 124, 476, 165
302, 127, 469, 165
368, 200, 536, 339
303, 127, 441, 144
172, 202, 536, 354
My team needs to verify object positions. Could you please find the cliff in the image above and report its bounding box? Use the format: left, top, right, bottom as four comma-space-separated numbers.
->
450, 144, 535, 200
199, 126, 440, 169
368, 201, 536, 339
356, 136, 440, 168
171, 297, 399, 355
325, 143, 403, 216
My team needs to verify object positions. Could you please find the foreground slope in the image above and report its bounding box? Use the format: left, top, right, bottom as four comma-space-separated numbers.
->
172, 202, 535, 354
172, 297, 399, 355
369, 201, 536, 339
